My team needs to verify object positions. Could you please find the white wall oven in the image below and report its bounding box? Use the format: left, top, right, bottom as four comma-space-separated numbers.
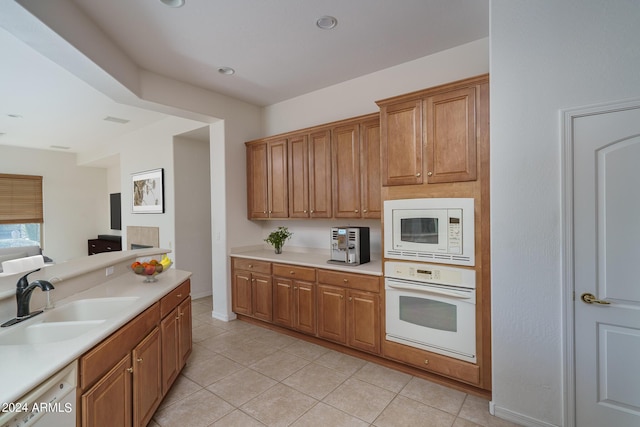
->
384, 198, 475, 266
385, 261, 476, 363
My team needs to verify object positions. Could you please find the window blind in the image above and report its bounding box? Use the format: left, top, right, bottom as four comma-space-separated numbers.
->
0, 174, 44, 224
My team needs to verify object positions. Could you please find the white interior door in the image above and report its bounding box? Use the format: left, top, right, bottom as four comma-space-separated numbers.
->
572, 103, 640, 427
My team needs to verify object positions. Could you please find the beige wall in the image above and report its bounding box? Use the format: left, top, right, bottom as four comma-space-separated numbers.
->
0, 145, 107, 262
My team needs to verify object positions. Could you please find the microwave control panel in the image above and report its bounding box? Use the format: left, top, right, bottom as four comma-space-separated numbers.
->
447, 210, 462, 254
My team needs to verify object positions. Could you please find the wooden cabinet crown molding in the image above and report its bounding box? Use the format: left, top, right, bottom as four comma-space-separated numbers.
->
375, 74, 489, 107
245, 113, 380, 147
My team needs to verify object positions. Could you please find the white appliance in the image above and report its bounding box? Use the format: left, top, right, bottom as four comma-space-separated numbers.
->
384, 198, 475, 266
0, 361, 77, 427
385, 261, 476, 363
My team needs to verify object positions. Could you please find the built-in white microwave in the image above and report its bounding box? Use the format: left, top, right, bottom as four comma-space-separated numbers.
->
384, 198, 475, 266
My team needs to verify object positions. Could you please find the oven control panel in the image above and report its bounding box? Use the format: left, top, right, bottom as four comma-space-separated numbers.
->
385, 261, 475, 289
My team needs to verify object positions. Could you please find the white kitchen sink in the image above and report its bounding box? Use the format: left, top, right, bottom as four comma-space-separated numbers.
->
0, 320, 105, 345
42, 296, 140, 323
0, 296, 140, 345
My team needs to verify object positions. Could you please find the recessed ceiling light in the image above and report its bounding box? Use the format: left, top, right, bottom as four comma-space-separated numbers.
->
316, 15, 338, 30
160, 0, 185, 7
7, 114, 22, 119
218, 67, 235, 75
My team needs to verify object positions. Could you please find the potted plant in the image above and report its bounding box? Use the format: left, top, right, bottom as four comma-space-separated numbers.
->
265, 226, 293, 254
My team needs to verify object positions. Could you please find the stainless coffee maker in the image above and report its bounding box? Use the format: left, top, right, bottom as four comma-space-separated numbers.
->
329, 227, 370, 265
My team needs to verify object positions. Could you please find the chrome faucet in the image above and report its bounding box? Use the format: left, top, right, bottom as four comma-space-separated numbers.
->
1, 269, 55, 327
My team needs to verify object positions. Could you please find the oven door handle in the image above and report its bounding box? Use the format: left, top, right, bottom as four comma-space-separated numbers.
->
386, 280, 474, 300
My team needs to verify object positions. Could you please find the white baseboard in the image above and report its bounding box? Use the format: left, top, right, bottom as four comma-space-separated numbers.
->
491, 402, 560, 427
211, 310, 236, 322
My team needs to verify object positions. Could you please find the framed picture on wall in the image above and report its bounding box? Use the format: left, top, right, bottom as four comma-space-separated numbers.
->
132, 168, 164, 213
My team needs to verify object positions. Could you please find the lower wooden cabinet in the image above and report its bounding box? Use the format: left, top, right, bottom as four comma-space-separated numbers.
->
161, 296, 192, 395
252, 274, 273, 321
81, 328, 161, 427
79, 279, 192, 427
132, 328, 162, 427
317, 283, 381, 355
346, 290, 380, 354
81, 354, 132, 427
317, 284, 347, 344
272, 264, 316, 334
231, 259, 273, 321
231, 257, 381, 356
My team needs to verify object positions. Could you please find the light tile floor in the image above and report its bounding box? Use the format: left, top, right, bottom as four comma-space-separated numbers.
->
149, 297, 521, 427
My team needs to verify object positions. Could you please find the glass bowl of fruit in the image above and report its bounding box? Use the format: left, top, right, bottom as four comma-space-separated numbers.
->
131, 255, 172, 282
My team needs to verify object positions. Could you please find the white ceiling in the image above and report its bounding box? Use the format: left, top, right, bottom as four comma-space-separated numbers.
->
0, 0, 488, 156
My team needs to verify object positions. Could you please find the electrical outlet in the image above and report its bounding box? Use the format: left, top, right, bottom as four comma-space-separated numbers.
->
106, 266, 114, 276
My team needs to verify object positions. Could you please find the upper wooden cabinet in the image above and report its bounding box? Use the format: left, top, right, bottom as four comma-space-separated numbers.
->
247, 114, 380, 220
360, 118, 381, 218
288, 133, 310, 218
332, 118, 382, 218
288, 129, 332, 218
246, 138, 288, 219
379, 99, 423, 186
377, 74, 488, 186
425, 86, 477, 183
332, 123, 361, 218
308, 130, 332, 218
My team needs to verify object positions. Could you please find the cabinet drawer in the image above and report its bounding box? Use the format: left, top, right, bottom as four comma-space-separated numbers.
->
272, 263, 316, 282
160, 279, 190, 318
80, 303, 160, 390
232, 258, 271, 274
383, 339, 480, 386
317, 269, 380, 293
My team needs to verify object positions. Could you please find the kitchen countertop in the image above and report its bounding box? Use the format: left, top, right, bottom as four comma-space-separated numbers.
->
0, 266, 191, 405
229, 247, 383, 276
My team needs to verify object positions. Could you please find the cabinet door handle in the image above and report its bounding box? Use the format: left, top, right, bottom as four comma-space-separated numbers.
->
137, 358, 143, 363
127, 367, 133, 373
343, 278, 348, 283
355, 209, 359, 213
427, 171, 433, 177
416, 172, 421, 177
177, 294, 182, 298
290, 270, 295, 275
348, 297, 352, 301
340, 295, 344, 299
310, 210, 315, 213
363, 209, 368, 213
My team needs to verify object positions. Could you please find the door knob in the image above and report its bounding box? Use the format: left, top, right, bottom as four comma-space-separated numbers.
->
581, 293, 611, 305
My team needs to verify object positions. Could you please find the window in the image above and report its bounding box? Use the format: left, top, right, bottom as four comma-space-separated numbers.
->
0, 174, 43, 249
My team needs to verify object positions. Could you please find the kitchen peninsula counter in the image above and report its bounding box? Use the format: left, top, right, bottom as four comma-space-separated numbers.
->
229, 247, 382, 276
0, 249, 191, 405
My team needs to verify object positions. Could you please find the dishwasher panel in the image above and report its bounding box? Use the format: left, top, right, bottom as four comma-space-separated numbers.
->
0, 361, 77, 427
